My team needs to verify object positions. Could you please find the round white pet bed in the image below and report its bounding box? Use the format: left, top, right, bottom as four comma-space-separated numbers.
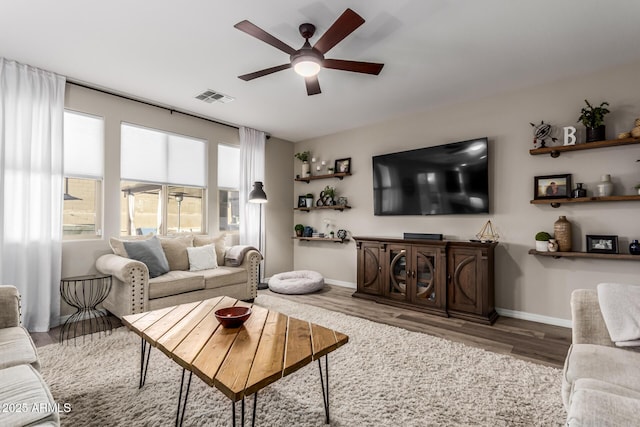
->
268, 270, 325, 295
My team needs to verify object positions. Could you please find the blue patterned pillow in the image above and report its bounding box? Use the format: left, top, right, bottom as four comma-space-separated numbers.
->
123, 236, 170, 278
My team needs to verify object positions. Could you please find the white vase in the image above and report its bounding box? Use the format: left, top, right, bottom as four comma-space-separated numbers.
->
301, 162, 310, 177
597, 174, 613, 197
535, 240, 549, 252
306, 197, 314, 208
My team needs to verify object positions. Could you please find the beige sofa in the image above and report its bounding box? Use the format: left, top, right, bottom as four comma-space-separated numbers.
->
562, 289, 640, 426
0, 285, 60, 426
95, 234, 261, 318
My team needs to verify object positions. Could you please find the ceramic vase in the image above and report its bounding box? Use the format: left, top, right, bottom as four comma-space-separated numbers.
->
630, 240, 640, 255
572, 183, 587, 198
554, 216, 572, 252
535, 240, 549, 252
301, 162, 310, 177
597, 174, 613, 197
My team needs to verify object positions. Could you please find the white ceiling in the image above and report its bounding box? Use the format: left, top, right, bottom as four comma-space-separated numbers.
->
2, 1, 640, 142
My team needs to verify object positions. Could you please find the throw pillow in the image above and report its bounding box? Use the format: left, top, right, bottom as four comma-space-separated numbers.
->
193, 234, 226, 266
109, 234, 153, 258
159, 235, 194, 271
123, 236, 170, 278
186, 244, 218, 272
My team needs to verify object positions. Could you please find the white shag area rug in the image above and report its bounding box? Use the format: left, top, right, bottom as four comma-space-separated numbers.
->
38, 295, 566, 426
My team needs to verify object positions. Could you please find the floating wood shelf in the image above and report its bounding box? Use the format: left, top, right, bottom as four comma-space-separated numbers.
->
529, 137, 640, 158
530, 194, 640, 208
292, 236, 348, 243
528, 249, 640, 261
294, 205, 351, 212
295, 172, 351, 183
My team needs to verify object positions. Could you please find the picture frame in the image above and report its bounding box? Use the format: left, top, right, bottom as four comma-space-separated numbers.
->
533, 174, 571, 200
586, 235, 619, 254
297, 195, 307, 208
334, 157, 351, 174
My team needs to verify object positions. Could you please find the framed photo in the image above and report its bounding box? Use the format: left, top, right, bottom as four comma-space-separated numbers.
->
586, 235, 619, 254
334, 158, 351, 174
297, 195, 307, 208
534, 174, 571, 200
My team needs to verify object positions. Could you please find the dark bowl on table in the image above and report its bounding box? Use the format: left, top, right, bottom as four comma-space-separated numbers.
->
215, 306, 252, 328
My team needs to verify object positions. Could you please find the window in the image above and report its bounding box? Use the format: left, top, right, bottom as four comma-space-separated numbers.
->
218, 144, 240, 232
63, 111, 104, 239
120, 124, 206, 236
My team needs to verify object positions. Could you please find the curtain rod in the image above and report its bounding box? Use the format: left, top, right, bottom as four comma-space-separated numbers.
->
67, 80, 243, 131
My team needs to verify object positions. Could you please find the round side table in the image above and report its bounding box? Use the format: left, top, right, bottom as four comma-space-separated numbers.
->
59, 274, 113, 344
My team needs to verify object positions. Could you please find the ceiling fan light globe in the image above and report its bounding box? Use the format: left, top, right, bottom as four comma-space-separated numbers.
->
293, 58, 321, 77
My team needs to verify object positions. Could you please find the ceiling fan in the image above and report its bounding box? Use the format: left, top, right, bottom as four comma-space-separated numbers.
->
234, 8, 384, 96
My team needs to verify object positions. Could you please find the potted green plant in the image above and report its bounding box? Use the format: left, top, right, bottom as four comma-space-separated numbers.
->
305, 193, 314, 208
535, 231, 552, 252
323, 185, 336, 204
294, 224, 304, 237
578, 99, 610, 142
295, 151, 311, 177
634, 184, 640, 195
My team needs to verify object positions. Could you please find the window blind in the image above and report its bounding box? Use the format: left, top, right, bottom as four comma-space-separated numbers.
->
217, 143, 239, 189
63, 111, 104, 178
121, 123, 206, 187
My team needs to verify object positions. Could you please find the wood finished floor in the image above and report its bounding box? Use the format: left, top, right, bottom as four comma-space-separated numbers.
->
32, 285, 571, 369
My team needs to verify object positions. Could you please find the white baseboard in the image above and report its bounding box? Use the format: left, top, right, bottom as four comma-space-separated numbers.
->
324, 278, 356, 289
323, 280, 571, 328
496, 307, 572, 328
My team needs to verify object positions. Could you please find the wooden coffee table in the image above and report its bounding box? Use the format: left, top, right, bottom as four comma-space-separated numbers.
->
122, 296, 348, 426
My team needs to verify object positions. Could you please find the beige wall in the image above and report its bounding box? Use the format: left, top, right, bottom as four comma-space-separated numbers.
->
293, 60, 640, 325
61, 84, 293, 316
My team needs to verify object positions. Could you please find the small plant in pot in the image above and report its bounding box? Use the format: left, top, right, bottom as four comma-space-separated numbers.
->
535, 231, 552, 252
305, 193, 314, 208
578, 99, 610, 142
635, 184, 640, 195
294, 224, 304, 237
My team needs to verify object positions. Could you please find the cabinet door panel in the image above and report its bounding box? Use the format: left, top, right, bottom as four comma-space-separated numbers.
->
358, 243, 382, 295
387, 245, 408, 300
448, 248, 482, 313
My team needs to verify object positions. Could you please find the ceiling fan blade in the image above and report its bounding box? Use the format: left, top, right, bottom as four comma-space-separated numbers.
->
234, 20, 297, 55
313, 8, 365, 55
238, 64, 291, 81
323, 59, 384, 75
305, 76, 321, 96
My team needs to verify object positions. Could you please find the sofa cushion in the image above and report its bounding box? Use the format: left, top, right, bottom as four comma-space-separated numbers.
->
193, 234, 226, 266
148, 270, 205, 299
0, 326, 39, 370
0, 364, 59, 426
187, 244, 218, 271
124, 236, 170, 278
109, 234, 153, 258
562, 343, 640, 406
567, 378, 640, 426
202, 266, 247, 289
160, 235, 193, 271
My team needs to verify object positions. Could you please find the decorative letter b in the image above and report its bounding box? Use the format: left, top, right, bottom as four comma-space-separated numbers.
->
563, 126, 576, 146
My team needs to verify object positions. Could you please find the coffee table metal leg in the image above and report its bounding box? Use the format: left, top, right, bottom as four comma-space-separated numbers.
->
175, 369, 192, 427
231, 392, 258, 427
318, 355, 330, 424
139, 338, 151, 389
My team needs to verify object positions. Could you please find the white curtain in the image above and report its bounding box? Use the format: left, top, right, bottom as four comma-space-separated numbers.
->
239, 127, 266, 256
0, 58, 66, 331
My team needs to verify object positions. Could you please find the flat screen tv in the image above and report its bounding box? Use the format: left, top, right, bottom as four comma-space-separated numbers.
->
372, 138, 489, 215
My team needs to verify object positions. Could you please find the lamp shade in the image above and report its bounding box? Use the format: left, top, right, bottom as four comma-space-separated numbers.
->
248, 181, 268, 203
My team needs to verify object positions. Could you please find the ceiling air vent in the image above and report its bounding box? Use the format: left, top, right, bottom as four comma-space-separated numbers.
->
195, 89, 235, 104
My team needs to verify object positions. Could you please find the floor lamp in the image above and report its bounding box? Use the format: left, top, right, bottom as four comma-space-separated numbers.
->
248, 181, 268, 290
